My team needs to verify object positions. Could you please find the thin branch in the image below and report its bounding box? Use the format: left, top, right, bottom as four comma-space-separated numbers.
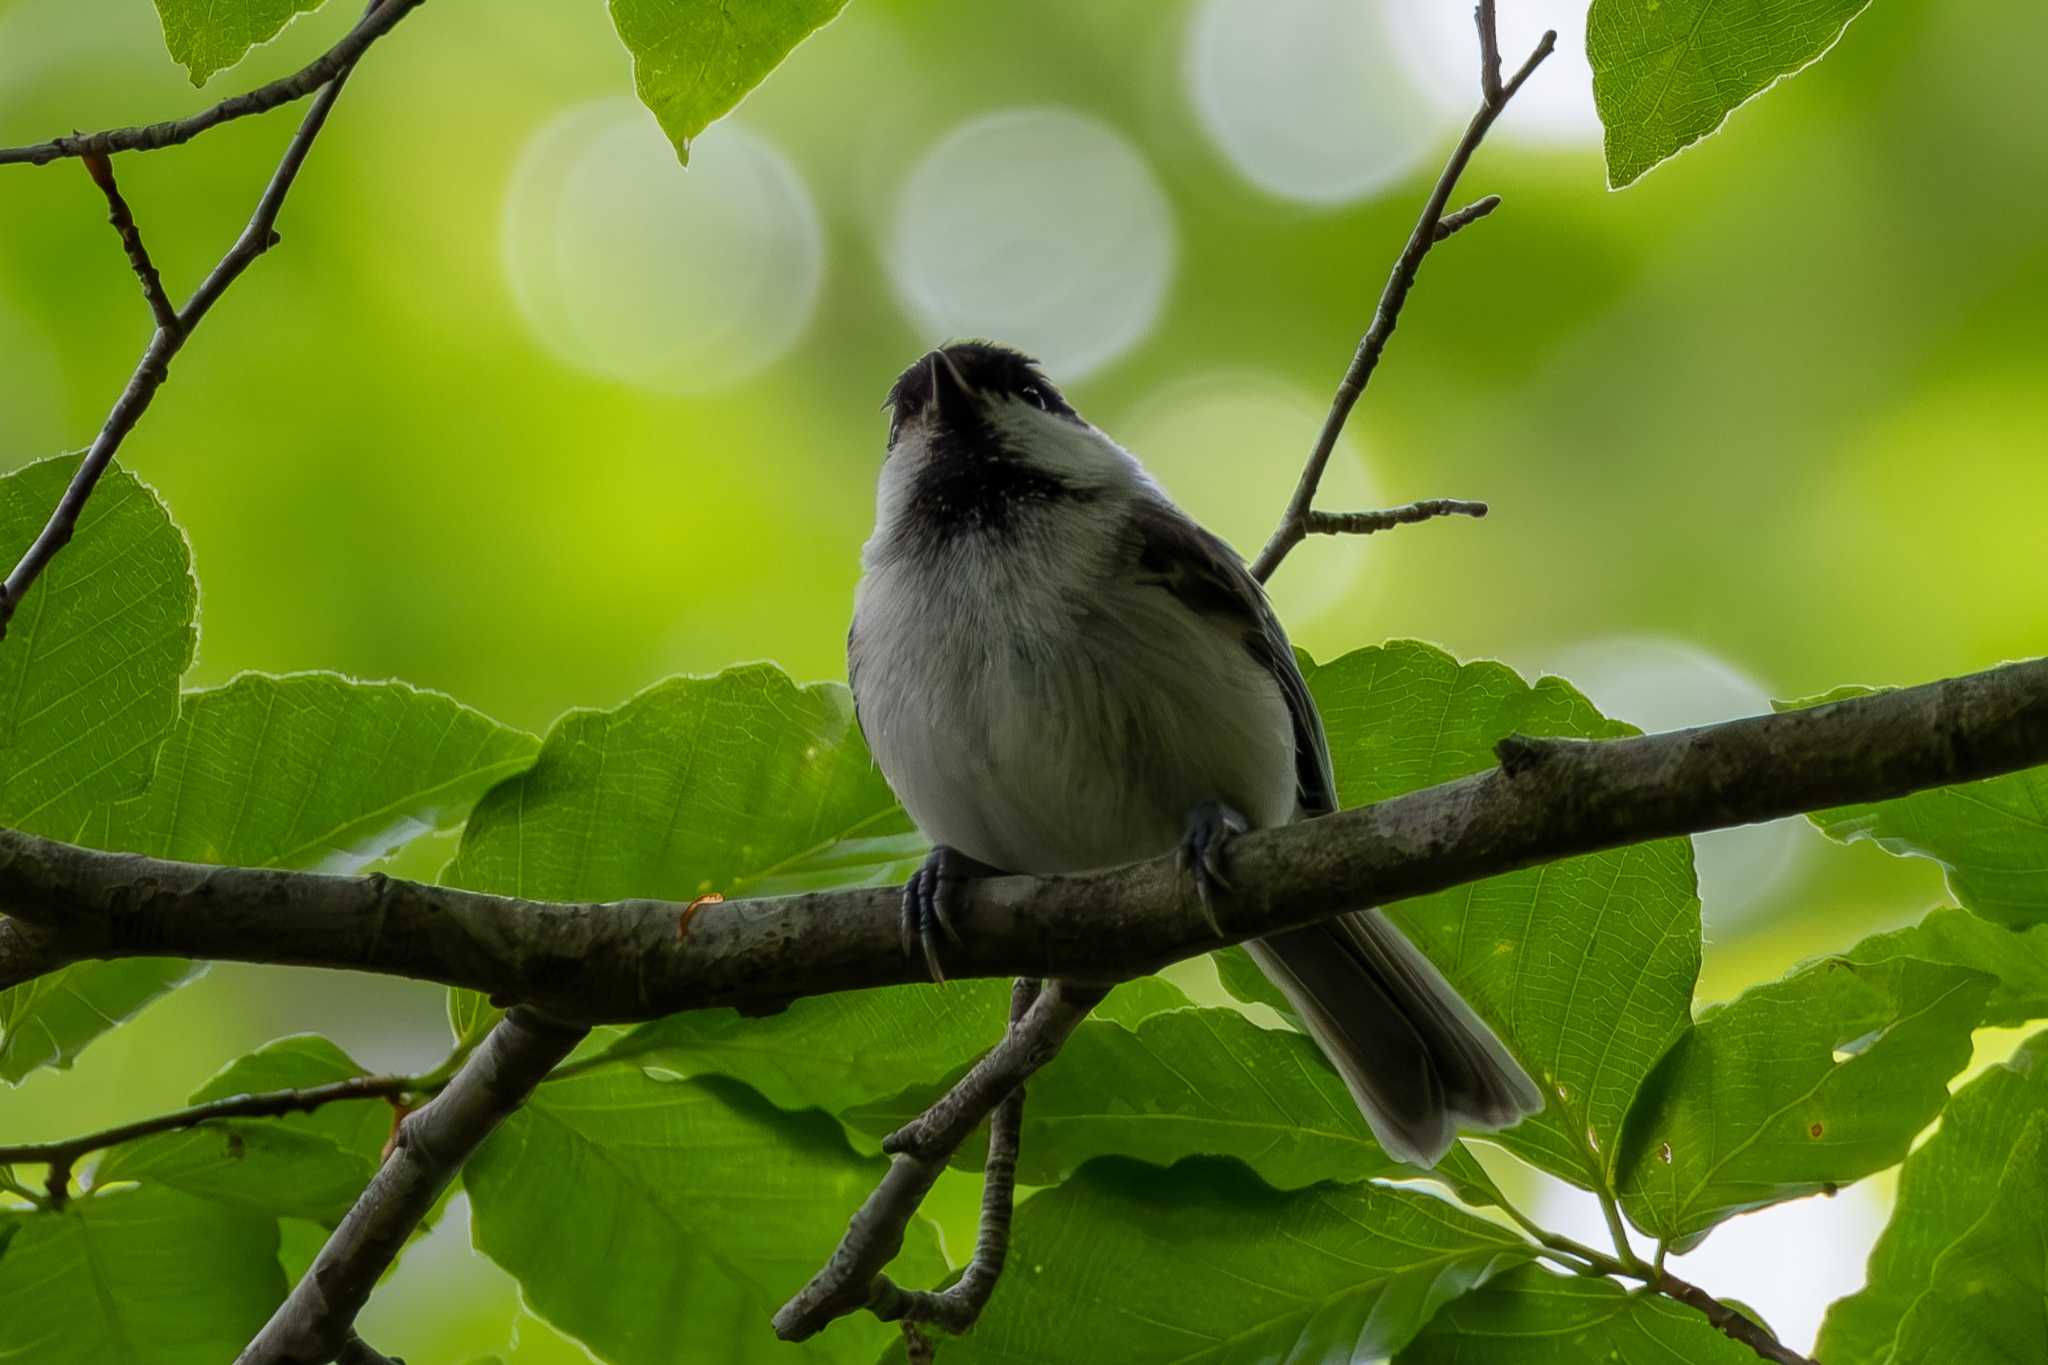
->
0, 0, 408, 639
334, 1335, 403, 1365
1656, 1272, 1818, 1365
1250, 21, 1556, 583
773, 980, 1103, 1341
235, 1008, 586, 1365
4, 657, 2038, 1020
0, 0, 426, 167
0, 1072, 425, 1208
80, 153, 180, 335
1476, 1, 1505, 106
1306, 498, 1488, 539
1434, 194, 1502, 241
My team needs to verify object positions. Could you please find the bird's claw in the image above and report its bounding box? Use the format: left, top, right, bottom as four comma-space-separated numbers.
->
1180, 800, 1249, 937
902, 846, 971, 982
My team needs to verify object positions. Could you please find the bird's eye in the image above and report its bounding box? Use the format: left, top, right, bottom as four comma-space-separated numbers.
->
1018, 384, 1050, 412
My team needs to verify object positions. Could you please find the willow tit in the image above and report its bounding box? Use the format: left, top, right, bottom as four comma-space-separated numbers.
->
847, 342, 1542, 1166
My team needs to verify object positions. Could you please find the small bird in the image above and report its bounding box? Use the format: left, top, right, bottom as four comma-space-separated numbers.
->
847, 342, 1542, 1166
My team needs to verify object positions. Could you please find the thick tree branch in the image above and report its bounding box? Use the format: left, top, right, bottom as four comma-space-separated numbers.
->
0, 0, 417, 638
0, 0, 425, 167
0, 1071, 426, 1208
1250, 24, 1556, 583
773, 979, 1102, 1341
3, 657, 2039, 1019
234, 1007, 585, 1365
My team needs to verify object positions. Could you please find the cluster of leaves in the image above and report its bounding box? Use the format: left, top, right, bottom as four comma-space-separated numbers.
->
2, 458, 2044, 1363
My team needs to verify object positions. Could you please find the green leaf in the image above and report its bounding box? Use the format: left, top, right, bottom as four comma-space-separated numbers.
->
0, 458, 198, 1085
1306, 642, 1699, 1193
1618, 955, 1989, 1250
86, 672, 539, 872
0, 960, 203, 1084
1091, 972, 1195, 1029
0, 1186, 285, 1363
1817, 1030, 2048, 1363
1588, 0, 1873, 189
152, 0, 327, 86
844, 1007, 1503, 1208
467, 1069, 945, 1365
0, 456, 195, 840
11, 675, 536, 1085
96, 1035, 388, 1225
446, 986, 500, 1050
1842, 907, 2048, 1027
1397, 1263, 1759, 1363
913, 1158, 1529, 1364
598, 980, 1011, 1114
609, 0, 850, 163
446, 665, 920, 902
1210, 944, 1300, 1023
1889, 1113, 2048, 1363
1780, 685, 2048, 927
445, 665, 934, 1107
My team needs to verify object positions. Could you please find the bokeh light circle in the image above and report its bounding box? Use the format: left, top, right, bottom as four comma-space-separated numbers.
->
1118, 373, 1379, 627
500, 98, 824, 395
1541, 636, 1807, 927
1387, 0, 1603, 146
888, 108, 1175, 380
1185, 0, 1443, 205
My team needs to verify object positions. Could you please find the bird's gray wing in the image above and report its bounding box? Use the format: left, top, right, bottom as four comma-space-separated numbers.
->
1127, 497, 1338, 817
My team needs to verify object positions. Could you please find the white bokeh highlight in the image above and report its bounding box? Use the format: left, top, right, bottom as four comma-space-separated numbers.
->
1388, 0, 1603, 146
1185, 0, 1444, 204
501, 99, 824, 395
888, 108, 1175, 380
1118, 374, 1379, 626
1540, 636, 1808, 927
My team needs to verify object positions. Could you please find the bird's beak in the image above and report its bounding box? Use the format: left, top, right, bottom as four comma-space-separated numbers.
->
926, 348, 976, 430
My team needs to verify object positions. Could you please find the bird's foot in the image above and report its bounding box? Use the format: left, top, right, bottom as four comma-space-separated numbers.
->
1179, 800, 1249, 937
901, 845, 979, 983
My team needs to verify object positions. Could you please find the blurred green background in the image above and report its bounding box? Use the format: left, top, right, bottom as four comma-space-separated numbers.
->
0, 0, 2040, 1356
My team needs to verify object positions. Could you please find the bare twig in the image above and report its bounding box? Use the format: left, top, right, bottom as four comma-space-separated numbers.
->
1434, 194, 1502, 241
774, 980, 1103, 1341
334, 1335, 403, 1365
1476, 1, 1505, 105
80, 153, 180, 335
0, 0, 426, 167
2, 657, 2043, 1017
0, 1, 408, 639
1306, 497, 1489, 539
1656, 1273, 1818, 1365
234, 1008, 586, 1365
0, 1071, 426, 1209
1249, 18, 1556, 583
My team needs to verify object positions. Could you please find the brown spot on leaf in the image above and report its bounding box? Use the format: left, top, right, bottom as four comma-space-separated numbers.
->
1658, 1141, 1672, 1165
1809, 1121, 1824, 1138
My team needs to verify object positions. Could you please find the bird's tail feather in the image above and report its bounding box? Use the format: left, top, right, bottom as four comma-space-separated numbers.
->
1244, 910, 1543, 1167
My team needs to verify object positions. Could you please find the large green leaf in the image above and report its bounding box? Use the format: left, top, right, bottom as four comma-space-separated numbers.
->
842, 1006, 1503, 1207
1817, 1031, 2048, 1363
445, 665, 930, 1097
1783, 685, 2048, 927
96, 1035, 388, 1226
466, 1069, 945, 1365
609, 0, 850, 163
0, 457, 195, 840
0, 1186, 285, 1363
1306, 642, 1699, 1193
153, 0, 326, 86
895, 1157, 1529, 1364
1889, 1113, 2048, 1363
1842, 907, 2048, 1028
7, 674, 537, 1085
85, 672, 539, 872
1397, 1263, 1758, 1363
0, 458, 197, 1085
1587, 0, 1873, 188
1618, 955, 1989, 1250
